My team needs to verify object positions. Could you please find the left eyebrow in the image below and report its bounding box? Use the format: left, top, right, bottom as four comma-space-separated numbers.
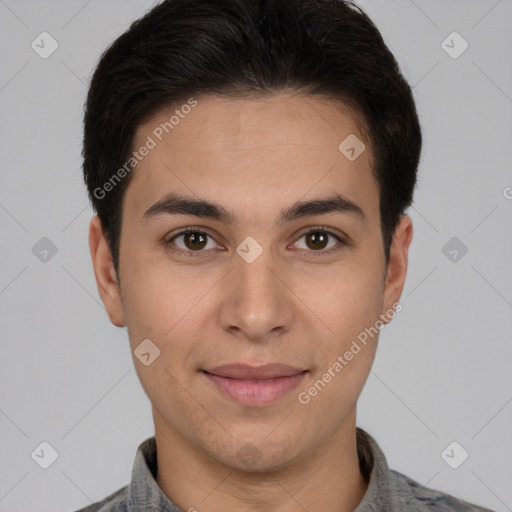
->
141, 192, 366, 225
276, 193, 366, 225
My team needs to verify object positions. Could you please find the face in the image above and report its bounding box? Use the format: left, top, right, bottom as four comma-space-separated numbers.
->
90, 92, 412, 472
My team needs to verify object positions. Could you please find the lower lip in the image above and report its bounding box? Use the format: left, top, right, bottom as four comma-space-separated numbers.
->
203, 371, 307, 406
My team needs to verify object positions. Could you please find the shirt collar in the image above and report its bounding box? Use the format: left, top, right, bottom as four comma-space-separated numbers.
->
354, 427, 392, 511
127, 427, 391, 511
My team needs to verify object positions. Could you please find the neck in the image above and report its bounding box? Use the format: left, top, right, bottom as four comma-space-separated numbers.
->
154, 409, 368, 512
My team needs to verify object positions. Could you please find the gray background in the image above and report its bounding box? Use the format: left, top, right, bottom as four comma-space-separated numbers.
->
1, 0, 511, 510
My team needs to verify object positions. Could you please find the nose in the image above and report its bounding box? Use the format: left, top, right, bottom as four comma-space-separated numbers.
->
218, 243, 294, 342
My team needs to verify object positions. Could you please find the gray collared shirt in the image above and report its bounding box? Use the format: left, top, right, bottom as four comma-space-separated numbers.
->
75, 428, 495, 511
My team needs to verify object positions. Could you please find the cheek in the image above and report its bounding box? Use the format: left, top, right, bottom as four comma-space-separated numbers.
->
293, 257, 384, 336
121, 262, 185, 344
121, 259, 218, 380
123, 267, 200, 406
296, 271, 381, 416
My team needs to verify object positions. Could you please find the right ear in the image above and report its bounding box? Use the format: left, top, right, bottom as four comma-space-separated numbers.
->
88, 215, 126, 327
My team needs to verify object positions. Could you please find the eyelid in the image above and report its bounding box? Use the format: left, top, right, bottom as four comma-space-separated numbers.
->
165, 225, 348, 257
165, 226, 222, 257
292, 226, 348, 251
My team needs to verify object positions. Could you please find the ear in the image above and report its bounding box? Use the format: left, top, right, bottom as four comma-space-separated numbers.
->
381, 214, 413, 323
89, 215, 126, 327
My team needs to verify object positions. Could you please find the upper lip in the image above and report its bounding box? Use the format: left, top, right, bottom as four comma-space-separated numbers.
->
204, 363, 307, 380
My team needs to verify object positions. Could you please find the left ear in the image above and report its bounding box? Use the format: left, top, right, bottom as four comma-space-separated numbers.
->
381, 214, 413, 322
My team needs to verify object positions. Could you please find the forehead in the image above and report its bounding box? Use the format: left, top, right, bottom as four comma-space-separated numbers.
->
138, 92, 369, 155
125, 92, 379, 225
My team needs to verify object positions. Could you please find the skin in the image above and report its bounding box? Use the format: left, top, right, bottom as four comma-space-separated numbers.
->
89, 92, 413, 512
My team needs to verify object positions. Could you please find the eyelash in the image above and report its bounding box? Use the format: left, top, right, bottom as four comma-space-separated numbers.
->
164, 226, 348, 258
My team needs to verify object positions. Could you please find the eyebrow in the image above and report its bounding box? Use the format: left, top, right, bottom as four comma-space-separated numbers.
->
141, 192, 366, 225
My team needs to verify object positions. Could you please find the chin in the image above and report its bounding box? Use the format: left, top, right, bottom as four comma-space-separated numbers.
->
205, 431, 303, 473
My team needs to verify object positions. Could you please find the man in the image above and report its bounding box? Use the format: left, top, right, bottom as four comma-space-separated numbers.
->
78, 0, 493, 510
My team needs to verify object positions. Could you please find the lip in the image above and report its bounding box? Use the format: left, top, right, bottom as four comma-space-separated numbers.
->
203, 363, 308, 406
205, 363, 306, 380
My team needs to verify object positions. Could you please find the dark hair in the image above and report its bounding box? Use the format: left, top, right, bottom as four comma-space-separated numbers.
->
82, 0, 422, 276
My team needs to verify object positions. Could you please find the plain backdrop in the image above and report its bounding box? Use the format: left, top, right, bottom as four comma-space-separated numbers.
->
0, 1, 511, 511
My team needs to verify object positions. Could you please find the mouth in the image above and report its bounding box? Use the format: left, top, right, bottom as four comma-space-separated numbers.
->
202, 363, 308, 406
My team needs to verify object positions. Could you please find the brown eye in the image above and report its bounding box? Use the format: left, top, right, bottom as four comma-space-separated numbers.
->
294, 228, 347, 254
183, 231, 208, 250
166, 229, 218, 256
305, 231, 329, 250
